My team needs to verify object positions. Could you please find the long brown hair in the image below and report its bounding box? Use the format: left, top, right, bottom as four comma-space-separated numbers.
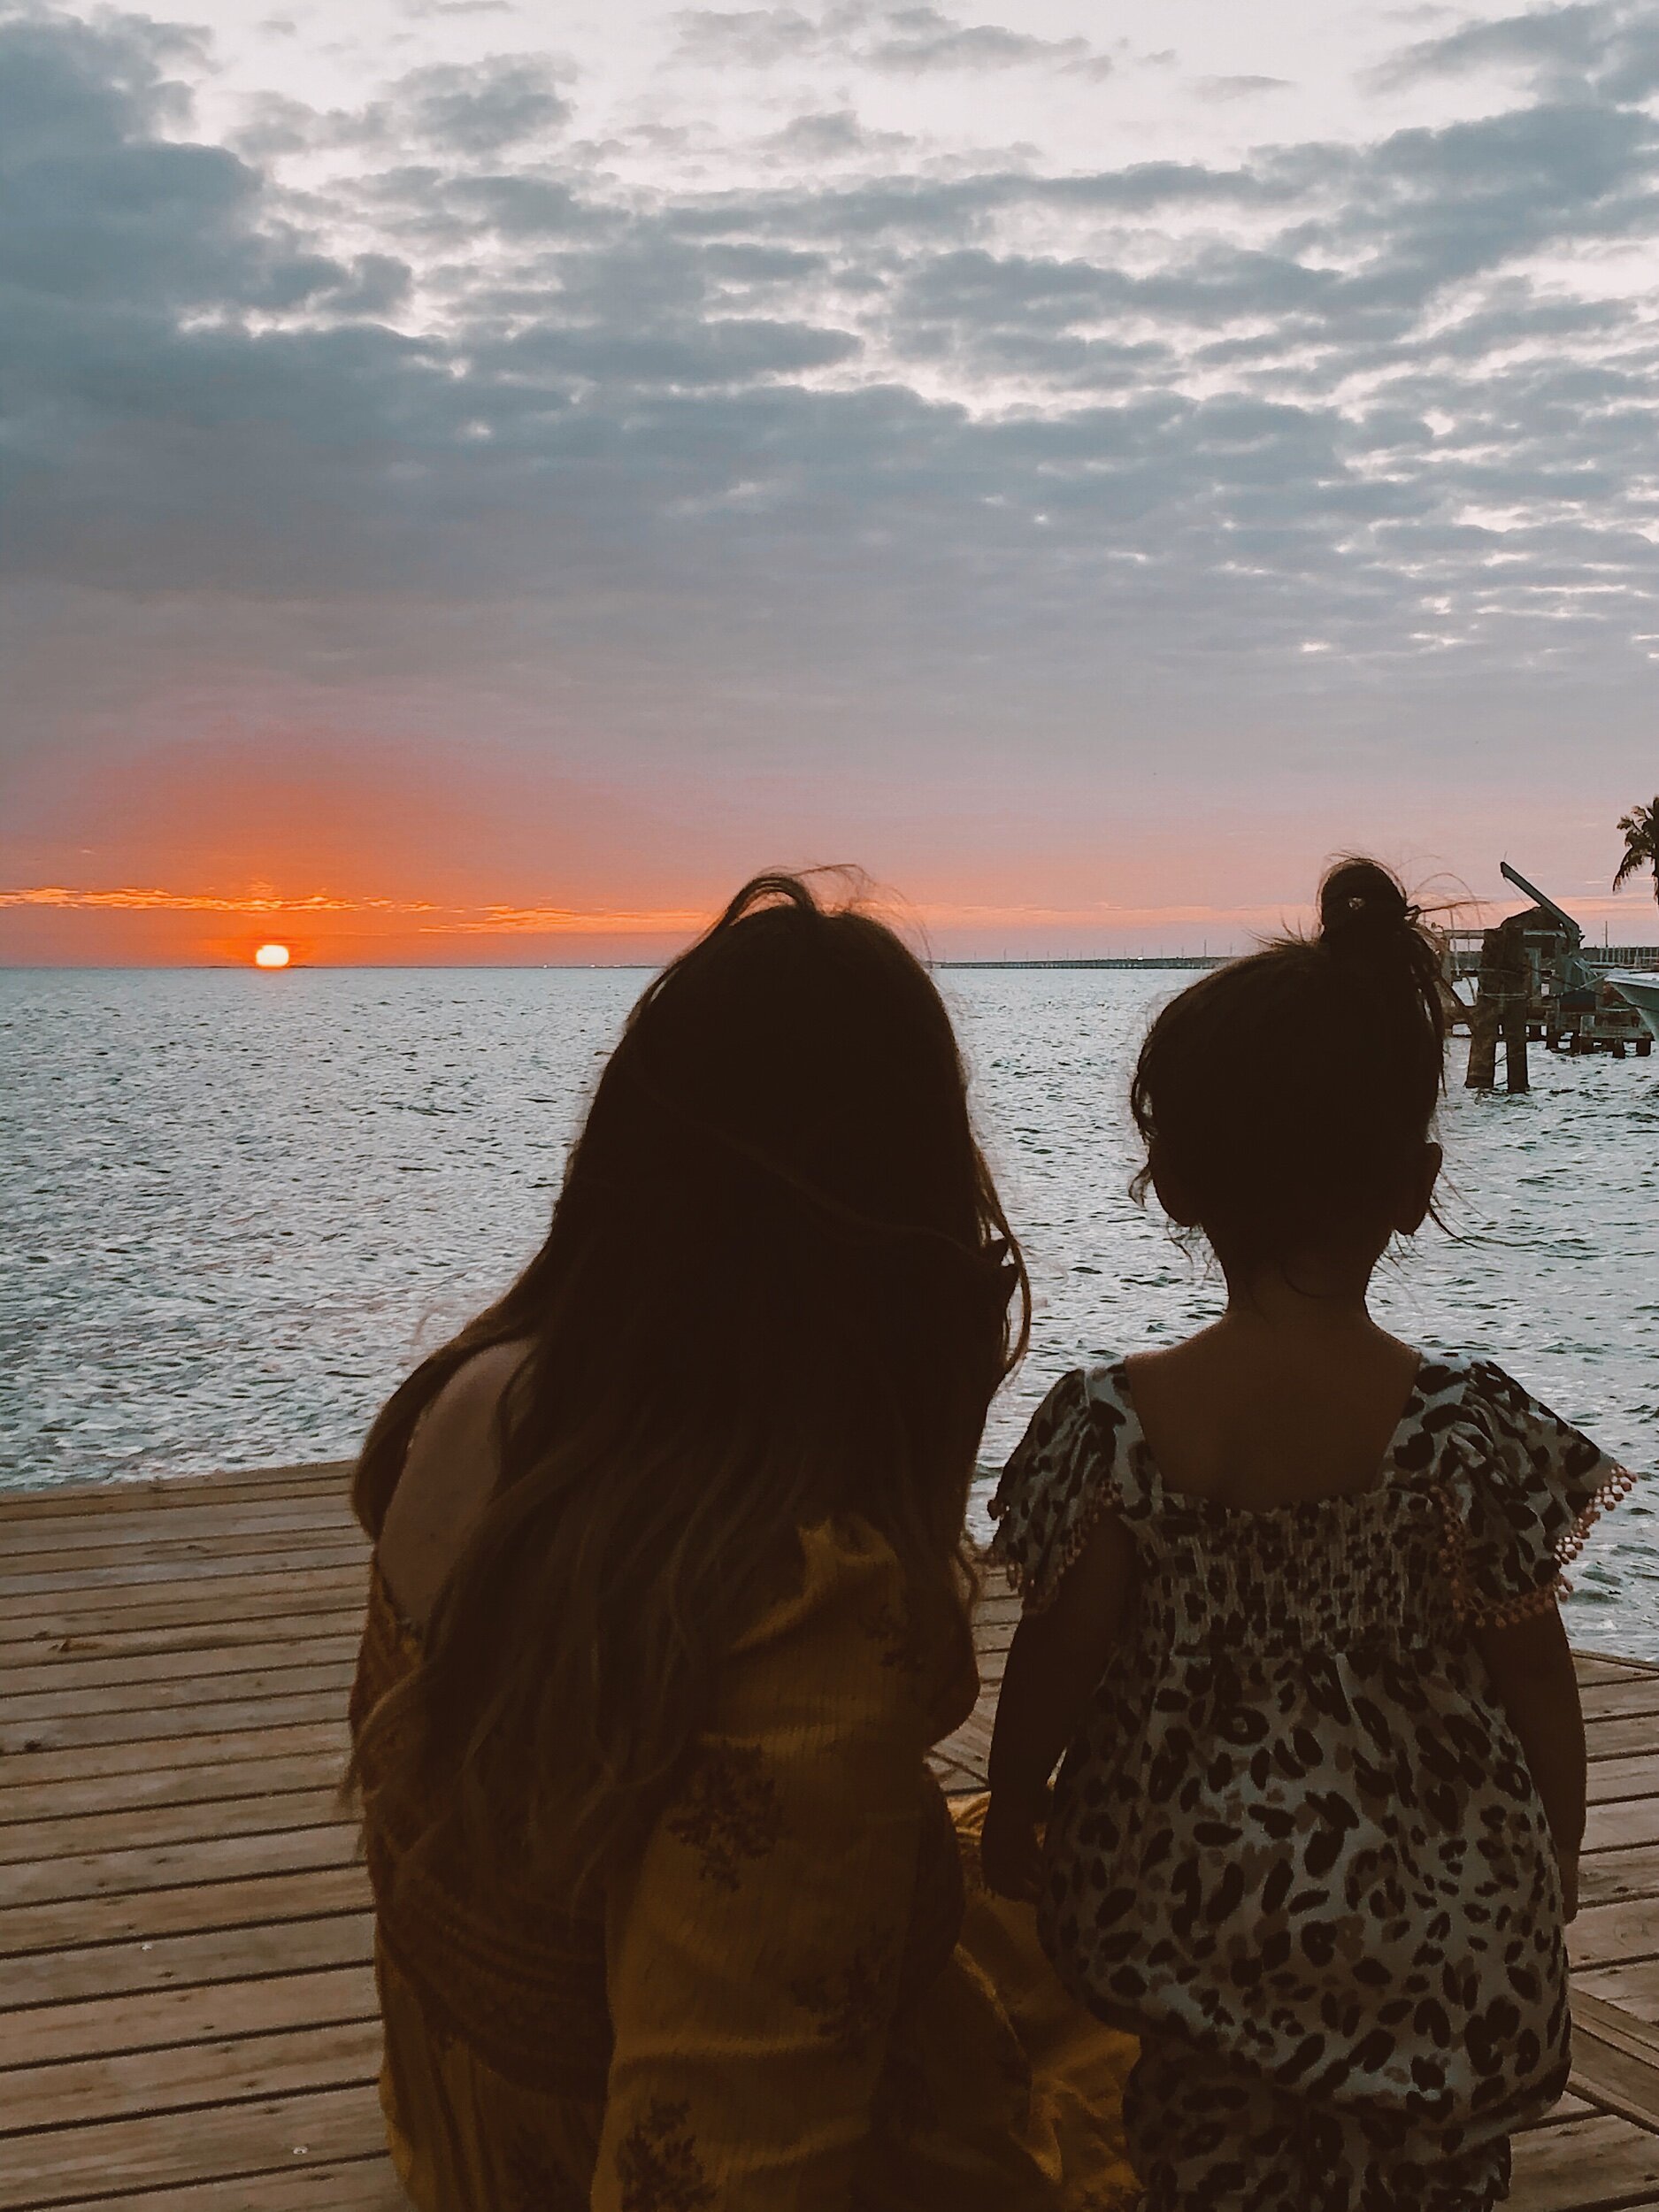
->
351, 872, 1027, 1888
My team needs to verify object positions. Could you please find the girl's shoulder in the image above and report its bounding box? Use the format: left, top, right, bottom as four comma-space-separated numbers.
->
987, 1361, 1149, 1612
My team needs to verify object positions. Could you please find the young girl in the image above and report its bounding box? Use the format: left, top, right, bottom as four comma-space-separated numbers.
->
982, 858, 1636, 2212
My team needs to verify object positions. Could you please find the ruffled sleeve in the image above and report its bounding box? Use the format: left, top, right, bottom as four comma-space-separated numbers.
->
1439, 1360, 1638, 1630
987, 1366, 1138, 1614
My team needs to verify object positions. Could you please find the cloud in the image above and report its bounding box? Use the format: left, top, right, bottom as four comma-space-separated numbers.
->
672, 4, 1114, 80
1195, 74, 1291, 102
672, 8, 820, 66
762, 108, 917, 161
0, 885, 443, 913
2, 0, 1657, 858
394, 56, 572, 155
1372, 0, 1659, 102
0, 884, 710, 932
861, 7, 1113, 79
0, 6, 204, 164
232, 52, 574, 160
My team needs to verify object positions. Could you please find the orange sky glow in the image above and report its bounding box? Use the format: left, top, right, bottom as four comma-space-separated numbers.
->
3, 877, 1653, 968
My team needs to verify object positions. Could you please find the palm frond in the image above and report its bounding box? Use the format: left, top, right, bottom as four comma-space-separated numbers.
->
1611, 798, 1659, 899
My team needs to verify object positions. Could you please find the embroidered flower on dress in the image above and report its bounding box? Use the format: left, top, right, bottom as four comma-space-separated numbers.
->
858, 1594, 925, 1677
664, 1741, 784, 1891
790, 1936, 900, 2057
503, 2124, 588, 2211
614, 2098, 716, 2212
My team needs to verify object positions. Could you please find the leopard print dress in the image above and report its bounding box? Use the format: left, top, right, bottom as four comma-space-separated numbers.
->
989, 1354, 1634, 2203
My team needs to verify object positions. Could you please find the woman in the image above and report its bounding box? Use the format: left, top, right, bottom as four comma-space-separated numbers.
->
348, 873, 1136, 2209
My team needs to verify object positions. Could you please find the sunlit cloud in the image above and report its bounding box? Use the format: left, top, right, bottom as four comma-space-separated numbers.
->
0, 887, 444, 915
438, 903, 718, 933
0, 885, 712, 933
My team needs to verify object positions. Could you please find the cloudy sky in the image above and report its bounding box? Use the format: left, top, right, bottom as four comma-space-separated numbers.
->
3, 0, 1657, 962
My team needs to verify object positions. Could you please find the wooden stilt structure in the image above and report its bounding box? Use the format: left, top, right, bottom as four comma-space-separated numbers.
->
1466, 917, 1532, 1093
1458, 864, 1653, 1080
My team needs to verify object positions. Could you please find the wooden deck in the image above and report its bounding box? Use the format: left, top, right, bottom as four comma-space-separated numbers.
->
4, 1462, 1659, 2208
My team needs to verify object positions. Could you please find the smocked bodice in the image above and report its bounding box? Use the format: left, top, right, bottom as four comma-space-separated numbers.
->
1124, 1479, 1454, 1658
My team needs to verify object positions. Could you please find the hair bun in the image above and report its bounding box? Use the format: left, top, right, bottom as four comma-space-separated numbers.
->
1317, 857, 1415, 955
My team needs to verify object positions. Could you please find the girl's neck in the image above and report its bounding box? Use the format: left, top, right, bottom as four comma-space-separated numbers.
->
1218, 1253, 1385, 1337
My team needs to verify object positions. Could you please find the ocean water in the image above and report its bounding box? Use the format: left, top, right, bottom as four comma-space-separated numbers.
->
4, 967, 1655, 1651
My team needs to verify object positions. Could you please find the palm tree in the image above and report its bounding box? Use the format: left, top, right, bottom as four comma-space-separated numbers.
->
1612, 798, 1659, 908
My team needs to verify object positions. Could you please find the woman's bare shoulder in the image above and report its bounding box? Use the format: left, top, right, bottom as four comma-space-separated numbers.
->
378, 1339, 532, 1625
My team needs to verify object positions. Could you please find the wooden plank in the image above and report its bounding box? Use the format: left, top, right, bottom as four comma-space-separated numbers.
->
1580, 1847, 1659, 1912
0, 1818, 359, 1910
0, 1863, 368, 1961
0, 1565, 369, 1636
0, 1540, 363, 1593
0, 1544, 370, 1602
0, 2079, 387, 2210
0, 1526, 362, 1584
933, 1729, 990, 1788
1509, 2112, 1659, 2208
1577, 1655, 1659, 1685
0, 1965, 378, 2074
1587, 1801, 1659, 1856
0, 1778, 347, 1867
0, 1743, 351, 1832
972, 1595, 1020, 1626
0, 1720, 349, 1793
1571, 1899, 1659, 1973
1523, 2092, 1596, 2127
1587, 1753, 1659, 1808
1571, 1990, 1659, 2133
3, 1910, 373, 2010
0, 1685, 349, 1758
0, 2017, 384, 2137
1, 1610, 368, 1668
0, 1464, 354, 1523
45, 2157, 406, 2212
0, 1498, 357, 1558
0, 1495, 358, 1548
0, 1748, 349, 1829
1586, 1717, 1659, 1765
1578, 1964, 1659, 2029
1583, 1682, 1659, 1722
0, 1486, 345, 1539
1, 1661, 354, 1729
1, 1639, 363, 1706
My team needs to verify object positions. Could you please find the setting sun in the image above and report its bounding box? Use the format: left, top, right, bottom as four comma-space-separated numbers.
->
253, 943, 291, 969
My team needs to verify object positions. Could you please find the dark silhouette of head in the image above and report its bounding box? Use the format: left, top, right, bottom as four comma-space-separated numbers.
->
352, 872, 1026, 1884
1130, 857, 1446, 1285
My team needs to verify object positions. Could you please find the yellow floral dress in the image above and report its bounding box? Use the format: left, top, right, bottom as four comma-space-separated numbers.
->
349, 1515, 1138, 2209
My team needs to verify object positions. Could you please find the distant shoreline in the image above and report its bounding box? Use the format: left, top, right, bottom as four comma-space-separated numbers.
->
940, 956, 1225, 972
0, 956, 1233, 973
